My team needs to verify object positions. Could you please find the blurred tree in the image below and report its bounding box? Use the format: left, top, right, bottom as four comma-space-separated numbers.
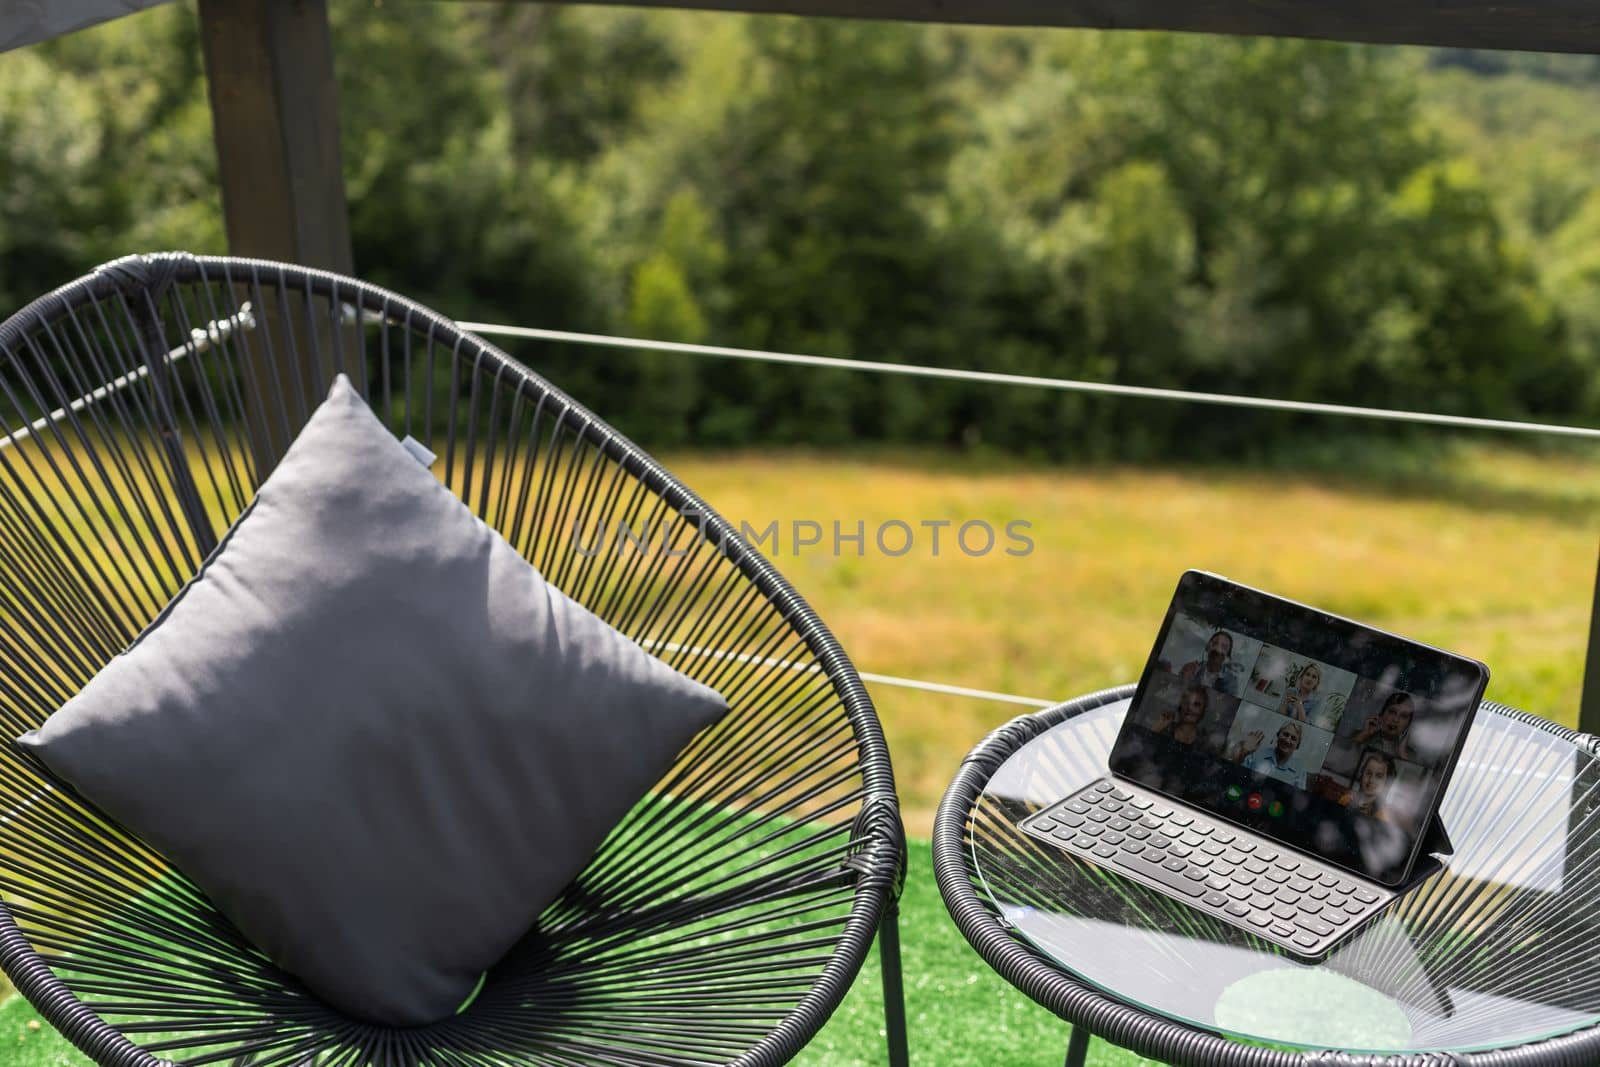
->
0, 6, 1593, 459
475, 5, 679, 166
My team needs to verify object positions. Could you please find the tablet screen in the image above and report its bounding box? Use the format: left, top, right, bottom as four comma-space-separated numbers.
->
1107, 571, 1488, 885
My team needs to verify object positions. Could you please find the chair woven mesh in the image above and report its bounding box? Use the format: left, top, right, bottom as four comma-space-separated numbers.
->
0, 253, 908, 1067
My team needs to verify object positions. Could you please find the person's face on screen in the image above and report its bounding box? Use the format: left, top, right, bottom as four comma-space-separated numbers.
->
1274, 724, 1301, 760
1179, 690, 1206, 725
1297, 664, 1321, 695
1378, 697, 1414, 740
1359, 758, 1390, 795
1205, 632, 1232, 670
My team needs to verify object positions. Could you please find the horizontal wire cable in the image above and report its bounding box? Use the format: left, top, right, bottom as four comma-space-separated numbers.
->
641, 636, 1058, 707
18, 305, 1573, 715
457, 321, 1600, 441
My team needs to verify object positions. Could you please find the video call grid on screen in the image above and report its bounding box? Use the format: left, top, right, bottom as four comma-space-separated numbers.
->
1136, 619, 1440, 830
1111, 573, 1486, 882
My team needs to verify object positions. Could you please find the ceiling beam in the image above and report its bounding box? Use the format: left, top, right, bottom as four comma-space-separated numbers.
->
560, 0, 1600, 55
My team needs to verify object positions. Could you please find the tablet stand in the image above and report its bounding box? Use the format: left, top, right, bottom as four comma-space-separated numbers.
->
1403, 813, 1455, 889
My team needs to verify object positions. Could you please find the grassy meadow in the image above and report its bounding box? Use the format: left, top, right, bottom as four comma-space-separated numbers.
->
666, 441, 1600, 834
1, 438, 1596, 1066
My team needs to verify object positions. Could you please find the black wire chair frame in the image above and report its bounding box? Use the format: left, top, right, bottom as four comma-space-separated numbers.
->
934, 685, 1600, 1067
0, 253, 909, 1067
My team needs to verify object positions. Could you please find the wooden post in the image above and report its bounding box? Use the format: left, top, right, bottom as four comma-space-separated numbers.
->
196, 0, 352, 273
196, 0, 357, 469
1582, 543, 1600, 736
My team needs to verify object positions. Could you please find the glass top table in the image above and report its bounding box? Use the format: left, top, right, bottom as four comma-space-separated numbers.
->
934, 687, 1600, 1062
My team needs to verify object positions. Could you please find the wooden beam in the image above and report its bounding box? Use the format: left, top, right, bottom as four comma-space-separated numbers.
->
196, 0, 356, 466
1583, 544, 1600, 736
196, 0, 352, 273
559, 0, 1600, 56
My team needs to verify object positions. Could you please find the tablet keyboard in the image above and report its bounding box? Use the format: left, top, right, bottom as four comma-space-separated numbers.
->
1018, 778, 1395, 959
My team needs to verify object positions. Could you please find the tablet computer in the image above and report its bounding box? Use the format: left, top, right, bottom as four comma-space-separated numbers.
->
1107, 570, 1488, 887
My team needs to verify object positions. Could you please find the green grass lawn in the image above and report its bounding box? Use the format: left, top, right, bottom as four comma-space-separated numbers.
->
2, 441, 1596, 1064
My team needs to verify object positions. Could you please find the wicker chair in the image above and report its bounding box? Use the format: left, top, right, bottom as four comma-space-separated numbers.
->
0, 253, 908, 1067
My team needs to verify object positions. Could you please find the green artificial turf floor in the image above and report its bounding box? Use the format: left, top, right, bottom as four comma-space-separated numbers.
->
0, 836, 1163, 1067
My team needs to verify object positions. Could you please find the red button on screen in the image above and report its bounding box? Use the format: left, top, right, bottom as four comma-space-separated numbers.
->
1245, 793, 1264, 811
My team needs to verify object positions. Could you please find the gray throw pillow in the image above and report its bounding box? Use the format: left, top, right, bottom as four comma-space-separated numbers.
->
18, 375, 729, 1026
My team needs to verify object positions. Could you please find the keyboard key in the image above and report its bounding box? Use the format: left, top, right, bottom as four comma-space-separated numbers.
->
1257, 848, 1278, 862
1191, 854, 1213, 868
1342, 901, 1365, 916
1203, 891, 1227, 908
1278, 891, 1301, 906
1066, 801, 1090, 815
1109, 818, 1131, 832
1246, 913, 1273, 929
1226, 885, 1251, 901
1126, 841, 1146, 855
1170, 813, 1194, 828
1269, 921, 1297, 939
1244, 860, 1268, 875
1318, 874, 1340, 888
1182, 868, 1207, 883
1061, 814, 1086, 828
1088, 811, 1110, 823
1214, 831, 1235, 845
1265, 869, 1290, 884
1292, 930, 1320, 950
1181, 833, 1205, 849
1234, 841, 1256, 854
1204, 875, 1229, 893
1308, 886, 1330, 901
1354, 888, 1380, 904
1123, 855, 1204, 898
1092, 844, 1116, 859
1250, 894, 1275, 911
1033, 818, 1058, 832
1128, 797, 1153, 810
1271, 904, 1296, 922
1146, 836, 1169, 851
1169, 845, 1193, 858
1127, 826, 1150, 840
1326, 910, 1350, 926
1297, 915, 1334, 937
1082, 824, 1104, 837
1213, 863, 1236, 878
1150, 805, 1173, 818
1071, 835, 1097, 851
1103, 833, 1125, 846
1224, 901, 1249, 918
1162, 858, 1186, 873
1110, 788, 1132, 801
1303, 900, 1324, 915
1202, 843, 1225, 857
1092, 781, 1114, 793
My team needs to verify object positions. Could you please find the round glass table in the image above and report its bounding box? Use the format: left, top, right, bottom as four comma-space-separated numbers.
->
933, 686, 1600, 1067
